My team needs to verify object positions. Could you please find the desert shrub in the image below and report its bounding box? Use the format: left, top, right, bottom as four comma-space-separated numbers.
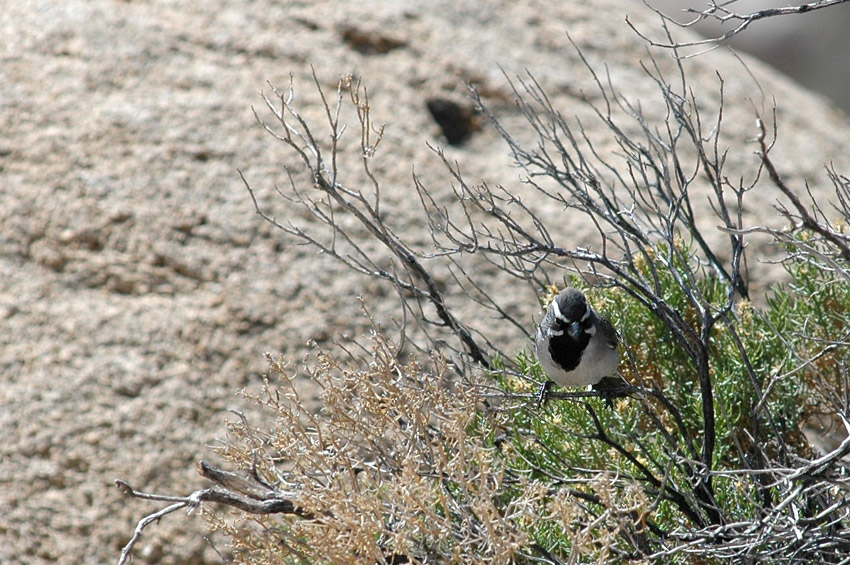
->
117, 11, 850, 565
188, 248, 849, 563
214, 62, 850, 560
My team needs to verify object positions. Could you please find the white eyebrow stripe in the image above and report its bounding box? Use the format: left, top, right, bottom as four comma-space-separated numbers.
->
551, 298, 570, 323
580, 307, 591, 322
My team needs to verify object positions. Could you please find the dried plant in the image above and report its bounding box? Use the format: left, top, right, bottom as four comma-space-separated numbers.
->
208, 331, 563, 563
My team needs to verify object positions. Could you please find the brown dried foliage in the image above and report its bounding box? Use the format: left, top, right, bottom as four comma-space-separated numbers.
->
209, 332, 557, 563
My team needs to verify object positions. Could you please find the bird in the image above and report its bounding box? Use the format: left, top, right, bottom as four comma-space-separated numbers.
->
535, 288, 621, 402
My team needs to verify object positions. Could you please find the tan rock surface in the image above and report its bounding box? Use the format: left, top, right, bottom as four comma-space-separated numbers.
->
2, 1, 849, 563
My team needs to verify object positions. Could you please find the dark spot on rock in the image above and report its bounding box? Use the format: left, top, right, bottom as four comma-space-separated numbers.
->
340, 25, 406, 55
294, 17, 320, 31
426, 98, 480, 145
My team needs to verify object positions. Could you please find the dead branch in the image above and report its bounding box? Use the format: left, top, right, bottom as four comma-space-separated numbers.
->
755, 117, 850, 263
630, 0, 850, 56
115, 463, 311, 565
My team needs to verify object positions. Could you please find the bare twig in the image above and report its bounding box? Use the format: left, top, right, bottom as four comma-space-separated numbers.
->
241, 71, 492, 371
115, 467, 310, 565
755, 118, 850, 263
629, 0, 850, 56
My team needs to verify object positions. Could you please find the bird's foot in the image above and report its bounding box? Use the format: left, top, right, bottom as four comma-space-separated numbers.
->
537, 380, 554, 405
592, 376, 631, 408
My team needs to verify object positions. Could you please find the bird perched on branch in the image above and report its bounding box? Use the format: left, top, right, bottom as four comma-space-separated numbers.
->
535, 288, 621, 402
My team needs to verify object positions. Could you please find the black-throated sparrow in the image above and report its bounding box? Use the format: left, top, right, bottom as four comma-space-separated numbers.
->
535, 288, 620, 401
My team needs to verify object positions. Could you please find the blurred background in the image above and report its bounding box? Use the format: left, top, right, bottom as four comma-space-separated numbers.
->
648, 0, 850, 114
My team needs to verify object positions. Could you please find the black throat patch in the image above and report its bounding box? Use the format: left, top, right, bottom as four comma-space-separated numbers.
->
548, 319, 591, 372
548, 294, 593, 372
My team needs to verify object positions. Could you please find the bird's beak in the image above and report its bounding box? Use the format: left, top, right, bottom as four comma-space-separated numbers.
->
567, 321, 582, 341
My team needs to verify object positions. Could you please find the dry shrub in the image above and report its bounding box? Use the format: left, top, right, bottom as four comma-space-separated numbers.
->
207, 329, 579, 564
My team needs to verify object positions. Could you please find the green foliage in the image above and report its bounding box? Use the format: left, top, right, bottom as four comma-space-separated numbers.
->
493, 236, 849, 559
